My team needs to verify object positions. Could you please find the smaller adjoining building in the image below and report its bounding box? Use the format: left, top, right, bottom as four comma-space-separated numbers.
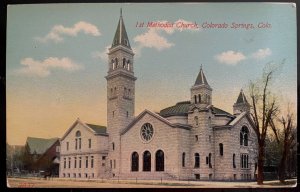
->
59, 119, 109, 179
24, 137, 60, 176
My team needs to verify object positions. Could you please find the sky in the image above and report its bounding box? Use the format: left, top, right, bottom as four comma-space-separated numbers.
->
6, 3, 297, 145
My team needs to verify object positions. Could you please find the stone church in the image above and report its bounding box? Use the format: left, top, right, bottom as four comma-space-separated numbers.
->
59, 11, 258, 181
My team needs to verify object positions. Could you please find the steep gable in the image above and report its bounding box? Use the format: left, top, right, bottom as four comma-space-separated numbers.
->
26, 137, 59, 155
60, 118, 107, 141
121, 109, 191, 135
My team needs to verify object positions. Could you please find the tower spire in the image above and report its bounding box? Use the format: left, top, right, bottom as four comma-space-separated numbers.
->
233, 89, 250, 115
236, 89, 248, 104
194, 65, 210, 86
111, 9, 131, 49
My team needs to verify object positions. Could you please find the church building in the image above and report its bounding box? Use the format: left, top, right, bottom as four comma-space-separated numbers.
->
59, 10, 258, 181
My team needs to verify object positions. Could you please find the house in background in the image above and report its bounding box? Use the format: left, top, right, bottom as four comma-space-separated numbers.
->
24, 137, 60, 176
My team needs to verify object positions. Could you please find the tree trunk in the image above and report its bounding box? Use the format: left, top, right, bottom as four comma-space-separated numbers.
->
257, 143, 264, 185
278, 144, 288, 183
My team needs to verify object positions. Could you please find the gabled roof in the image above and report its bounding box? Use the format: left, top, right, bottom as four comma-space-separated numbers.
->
60, 118, 108, 141
111, 9, 131, 49
226, 111, 255, 128
235, 89, 249, 104
211, 107, 233, 117
121, 109, 192, 135
26, 137, 59, 155
194, 66, 210, 86
86, 124, 107, 134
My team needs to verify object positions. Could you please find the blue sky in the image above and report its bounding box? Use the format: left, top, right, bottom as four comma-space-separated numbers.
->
6, 3, 296, 145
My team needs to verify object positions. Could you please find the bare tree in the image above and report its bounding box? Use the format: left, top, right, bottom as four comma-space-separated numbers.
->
248, 65, 280, 185
272, 109, 297, 183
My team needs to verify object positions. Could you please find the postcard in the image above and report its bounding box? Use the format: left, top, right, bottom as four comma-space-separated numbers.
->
6, 3, 297, 188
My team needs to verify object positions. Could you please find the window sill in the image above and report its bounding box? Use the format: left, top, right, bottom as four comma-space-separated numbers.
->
123, 96, 132, 100
109, 96, 118, 100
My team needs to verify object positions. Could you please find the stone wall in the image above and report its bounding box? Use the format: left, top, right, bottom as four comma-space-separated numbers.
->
119, 112, 190, 179
59, 121, 109, 179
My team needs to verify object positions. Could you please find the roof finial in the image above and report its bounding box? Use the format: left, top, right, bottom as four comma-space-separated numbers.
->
200, 64, 203, 71
120, 8, 122, 17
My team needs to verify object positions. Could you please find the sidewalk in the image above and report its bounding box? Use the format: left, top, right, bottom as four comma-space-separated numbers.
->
7, 177, 297, 188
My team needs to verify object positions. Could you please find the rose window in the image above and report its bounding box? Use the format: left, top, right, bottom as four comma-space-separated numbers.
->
140, 123, 154, 142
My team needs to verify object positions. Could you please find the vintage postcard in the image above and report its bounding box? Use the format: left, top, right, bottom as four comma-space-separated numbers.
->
6, 3, 297, 188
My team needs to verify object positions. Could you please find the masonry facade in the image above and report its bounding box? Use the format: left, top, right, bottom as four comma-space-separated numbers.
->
59, 10, 258, 181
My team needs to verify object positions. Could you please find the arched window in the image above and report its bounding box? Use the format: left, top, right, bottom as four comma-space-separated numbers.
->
76, 131, 81, 137
194, 95, 197, 104
194, 116, 199, 126
76, 131, 81, 150
208, 117, 211, 127
112, 142, 115, 151
219, 143, 223, 156
124, 87, 127, 96
182, 152, 185, 167
194, 153, 200, 168
209, 153, 212, 168
240, 126, 249, 146
111, 59, 115, 70
198, 94, 201, 103
123, 58, 126, 68
233, 153, 236, 168
115, 58, 118, 68
131, 152, 139, 172
127, 60, 130, 71
143, 151, 151, 171
155, 150, 164, 171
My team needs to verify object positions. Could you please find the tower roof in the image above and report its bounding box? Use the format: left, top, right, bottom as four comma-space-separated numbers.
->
111, 8, 131, 49
194, 65, 210, 86
236, 89, 249, 104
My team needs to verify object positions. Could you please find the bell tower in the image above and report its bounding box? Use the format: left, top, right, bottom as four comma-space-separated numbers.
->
190, 65, 212, 107
105, 9, 136, 177
233, 89, 250, 116
188, 65, 214, 180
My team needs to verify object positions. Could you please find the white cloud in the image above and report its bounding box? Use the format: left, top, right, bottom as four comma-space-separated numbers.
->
215, 51, 246, 65
89, 19, 199, 58
92, 45, 110, 62
133, 28, 174, 51
252, 48, 272, 59
36, 21, 101, 43
15, 57, 83, 77
132, 19, 199, 56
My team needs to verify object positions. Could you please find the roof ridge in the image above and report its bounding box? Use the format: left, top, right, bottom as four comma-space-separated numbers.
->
86, 123, 106, 127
